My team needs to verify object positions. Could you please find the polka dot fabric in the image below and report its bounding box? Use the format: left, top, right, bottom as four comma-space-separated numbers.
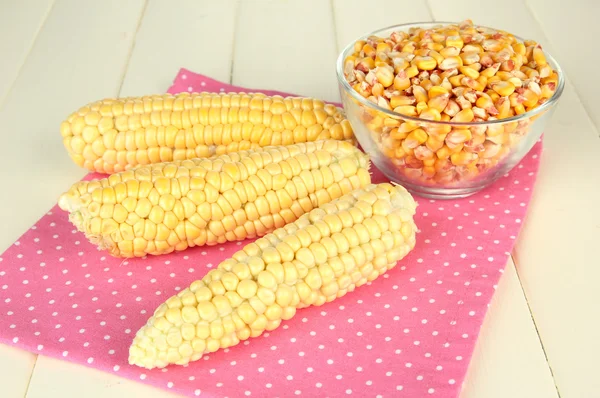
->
0, 68, 543, 397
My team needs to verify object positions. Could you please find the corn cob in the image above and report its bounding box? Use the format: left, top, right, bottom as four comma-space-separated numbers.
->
60, 92, 356, 174
129, 183, 417, 369
57, 141, 371, 258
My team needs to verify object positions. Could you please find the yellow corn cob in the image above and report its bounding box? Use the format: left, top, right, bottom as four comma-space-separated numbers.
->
60, 92, 356, 174
57, 141, 371, 258
128, 183, 417, 369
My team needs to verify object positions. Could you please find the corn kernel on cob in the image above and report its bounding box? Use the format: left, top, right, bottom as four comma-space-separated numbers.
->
58, 141, 371, 258
60, 92, 356, 174
129, 183, 417, 369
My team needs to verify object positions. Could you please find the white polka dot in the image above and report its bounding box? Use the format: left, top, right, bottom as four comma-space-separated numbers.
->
327, 359, 334, 364
428, 388, 435, 394
194, 389, 201, 396
113, 365, 120, 371
336, 374, 343, 380
316, 383, 322, 388
397, 386, 403, 391
366, 380, 372, 385
346, 389, 352, 394
286, 375, 293, 380
87, 357, 94, 364
237, 375, 244, 381
417, 375, 423, 380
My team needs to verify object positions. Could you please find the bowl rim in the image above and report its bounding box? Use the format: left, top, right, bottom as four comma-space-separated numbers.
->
335, 21, 565, 126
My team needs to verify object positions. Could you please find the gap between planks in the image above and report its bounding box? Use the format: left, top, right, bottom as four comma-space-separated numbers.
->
510, 252, 562, 398
23, 357, 39, 398
116, 0, 149, 97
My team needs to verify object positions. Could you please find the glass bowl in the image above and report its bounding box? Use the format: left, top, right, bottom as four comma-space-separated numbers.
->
335, 22, 565, 199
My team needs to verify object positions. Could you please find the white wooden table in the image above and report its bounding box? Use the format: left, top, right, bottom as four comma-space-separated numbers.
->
1, 1, 598, 397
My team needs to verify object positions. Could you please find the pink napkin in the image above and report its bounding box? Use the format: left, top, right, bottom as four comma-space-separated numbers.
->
0, 68, 542, 397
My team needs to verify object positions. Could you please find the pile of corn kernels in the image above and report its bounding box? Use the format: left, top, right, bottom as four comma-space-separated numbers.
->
343, 19, 558, 184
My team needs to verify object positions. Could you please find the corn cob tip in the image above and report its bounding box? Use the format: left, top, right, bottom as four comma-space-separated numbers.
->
128, 183, 417, 370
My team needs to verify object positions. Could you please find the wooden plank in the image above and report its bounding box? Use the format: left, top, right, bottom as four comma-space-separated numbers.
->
119, 0, 237, 96
427, 1, 600, 397
0, 2, 56, 393
0, 0, 146, 254
26, 355, 181, 398
513, 71, 600, 397
0, 344, 38, 398
232, 0, 339, 102
334, 1, 560, 396
0, 0, 145, 394
461, 261, 558, 398
527, 0, 600, 132
24, 1, 236, 396
0, 0, 54, 103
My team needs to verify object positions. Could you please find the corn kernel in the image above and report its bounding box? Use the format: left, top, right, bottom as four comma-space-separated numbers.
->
459, 66, 479, 79
405, 65, 419, 78
393, 76, 411, 91
446, 35, 464, 49
428, 86, 449, 98
491, 81, 516, 97
450, 108, 475, 123
393, 105, 417, 117
419, 108, 442, 121
375, 67, 394, 88
390, 95, 416, 108
413, 56, 437, 70
533, 47, 547, 67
